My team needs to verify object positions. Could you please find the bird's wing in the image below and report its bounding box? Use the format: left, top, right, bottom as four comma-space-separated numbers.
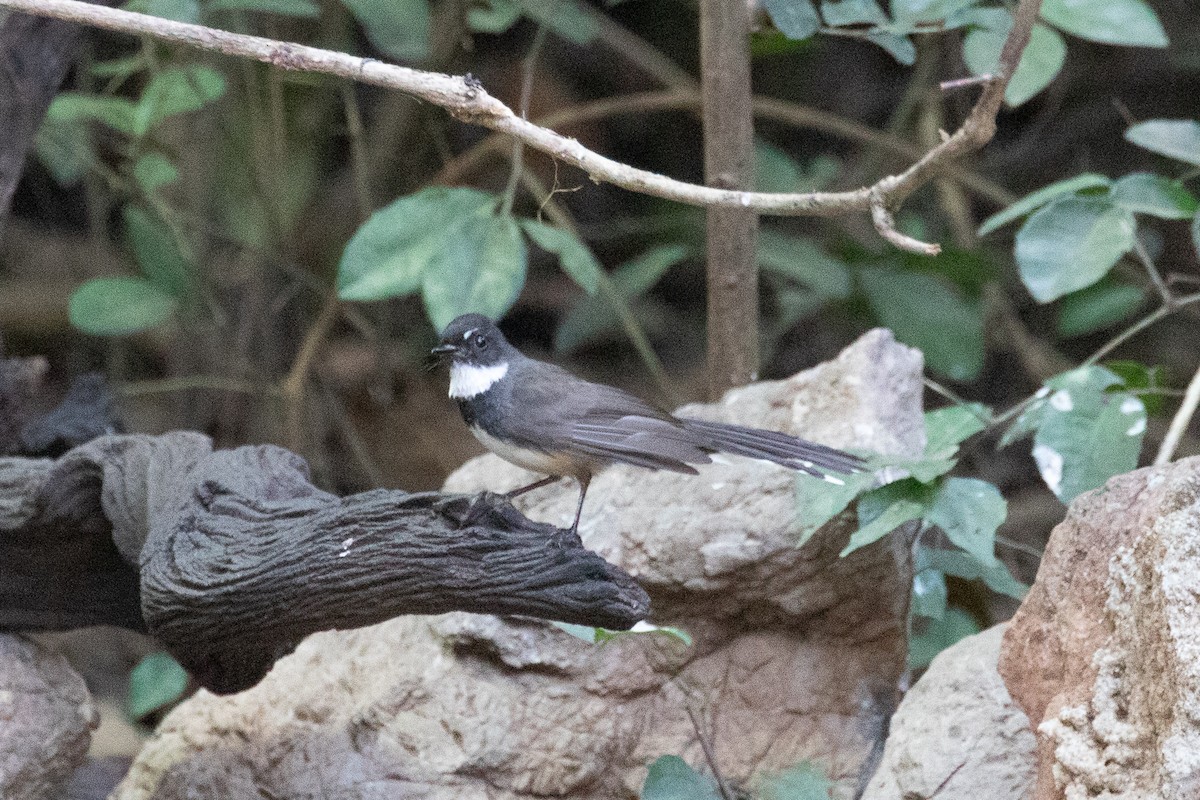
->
503, 365, 708, 473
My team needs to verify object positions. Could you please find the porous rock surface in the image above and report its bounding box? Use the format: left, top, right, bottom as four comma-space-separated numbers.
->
114, 329, 925, 800
0, 634, 98, 799
861, 624, 1037, 800
1000, 457, 1200, 800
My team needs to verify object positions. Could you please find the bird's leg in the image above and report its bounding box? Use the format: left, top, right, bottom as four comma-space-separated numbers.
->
506, 475, 559, 499
569, 474, 591, 536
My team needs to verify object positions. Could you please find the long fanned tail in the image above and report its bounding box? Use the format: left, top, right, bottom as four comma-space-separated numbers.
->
681, 419, 865, 483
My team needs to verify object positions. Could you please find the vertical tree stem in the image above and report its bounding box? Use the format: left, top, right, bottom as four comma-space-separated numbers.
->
699, 0, 758, 398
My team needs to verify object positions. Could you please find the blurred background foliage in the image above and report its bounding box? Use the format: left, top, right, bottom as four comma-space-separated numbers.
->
4, 0, 1200, 739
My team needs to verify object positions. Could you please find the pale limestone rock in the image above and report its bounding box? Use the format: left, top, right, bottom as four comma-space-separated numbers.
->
115, 329, 925, 800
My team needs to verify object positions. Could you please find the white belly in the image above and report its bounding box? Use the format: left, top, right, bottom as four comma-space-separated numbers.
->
470, 426, 578, 476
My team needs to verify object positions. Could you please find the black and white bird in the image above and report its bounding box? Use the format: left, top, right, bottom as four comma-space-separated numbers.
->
432, 314, 864, 534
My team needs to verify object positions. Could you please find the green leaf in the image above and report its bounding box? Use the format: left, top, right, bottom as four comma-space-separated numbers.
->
1015, 196, 1135, 303
921, 547, 1026, 599
908, 607, 979, 668
206, 0, 319, 15
422, 215, 527, 331
340, 0, 430, 60
794, 468, 879, 546
762, 0, 820, 39
859, 266, 984, 382
911, 568, 949, 618
1105, 360, 1168, 416
1040, 0, 1166, 48
1110, 173, 1200, 219
1057, 279, 1144, 338
89, 55, 147, 79
518, 0, 598, 44
755, 140, 804, 194
963, 20, 1066, 106
44, 93, 138, 136
468, 0, 521, 32
641, 756, 722, 800
1124, 120, 1200, 167
865, 31, 916, 65
520, 220, 600, 294
821, 0, 887, 26
977, 173, 1112, 236
552, 621, 692, 647
128, 652, 190, 719
1003, 366, 1147, 502
135, 66, 226, 136
70, 277, 177, 336
925, 477, 1005, 568
35, 113, 90, 185
554, 245, 690, 353
890, 0, 978, 23
132, 153, 179, 195
125, 0, 200, 22
844, 479, 931, 556
757, 761, 833, 800
338, 187, 498, 301
758, 230, 851, 299
124, 205, 191, 297
924, 403, 989, 459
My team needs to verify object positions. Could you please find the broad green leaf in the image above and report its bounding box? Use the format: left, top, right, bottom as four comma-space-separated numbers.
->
1015, 196, 1135, 302
1124, 120, 1200, 167
794, 468, 879, 546
422, 215, 527, 331
519, 0, 598, 44
891, 0, 977, 23
468, 0, 521, 32
132, 153, 179, 195
1004, 366, 1147, 502
1040, 0, 1166, 48
859, 266, 984, 382
44, 93, 138, 136
1110, 173, 1199, 219
924, 403, 989, 459
921, 547, 1026, 599
642, 757, 722, 800
520, 219, 600, 294
340, 0, 430, 60
1105, 360, 1168, 416
338, 187, 498, 301
1057, 280, 1143, 338
844, 479, 932, 556
125, 0, 200, 22
69, 277, 177, 336
755, 140, 804, 194
134, 66, 226, 136
554, 245, 690, 353
925, 477, 1005, 568
35, 114, 90, 185
206, 0, 320, 15
912, 568, 949, 618
978, 173, 1111, 236
124, 205, 191, 297
128, 652, 190, 719
762, 0, 820, 39
908, 607, 980, 668
963, 21, 1065, 106
757, 762, 833, 800
865, 31, 916, 64
821, 0, 887, 26
757, 230, 851, 299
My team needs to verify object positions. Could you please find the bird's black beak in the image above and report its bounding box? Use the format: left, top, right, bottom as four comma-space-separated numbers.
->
430, 343, 458, 358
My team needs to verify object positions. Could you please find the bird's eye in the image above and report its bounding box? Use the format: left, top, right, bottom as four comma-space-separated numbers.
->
475, 334, 487, 349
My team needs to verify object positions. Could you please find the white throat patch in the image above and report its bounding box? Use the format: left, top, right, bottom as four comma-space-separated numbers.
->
449, 361, 509, 399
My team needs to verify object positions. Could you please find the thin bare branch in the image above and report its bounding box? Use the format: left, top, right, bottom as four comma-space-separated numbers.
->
1155, 361, 1200, 465
0, 0, 1041, 254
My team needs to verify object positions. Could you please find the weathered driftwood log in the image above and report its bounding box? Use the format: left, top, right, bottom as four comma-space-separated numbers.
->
0, 356, 649, 695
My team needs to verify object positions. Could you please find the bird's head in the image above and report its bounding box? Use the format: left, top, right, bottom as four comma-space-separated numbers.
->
430, 314, 512, 368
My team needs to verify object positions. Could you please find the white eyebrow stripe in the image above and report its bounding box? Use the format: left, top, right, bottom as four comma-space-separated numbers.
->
463, 328, 478, 341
